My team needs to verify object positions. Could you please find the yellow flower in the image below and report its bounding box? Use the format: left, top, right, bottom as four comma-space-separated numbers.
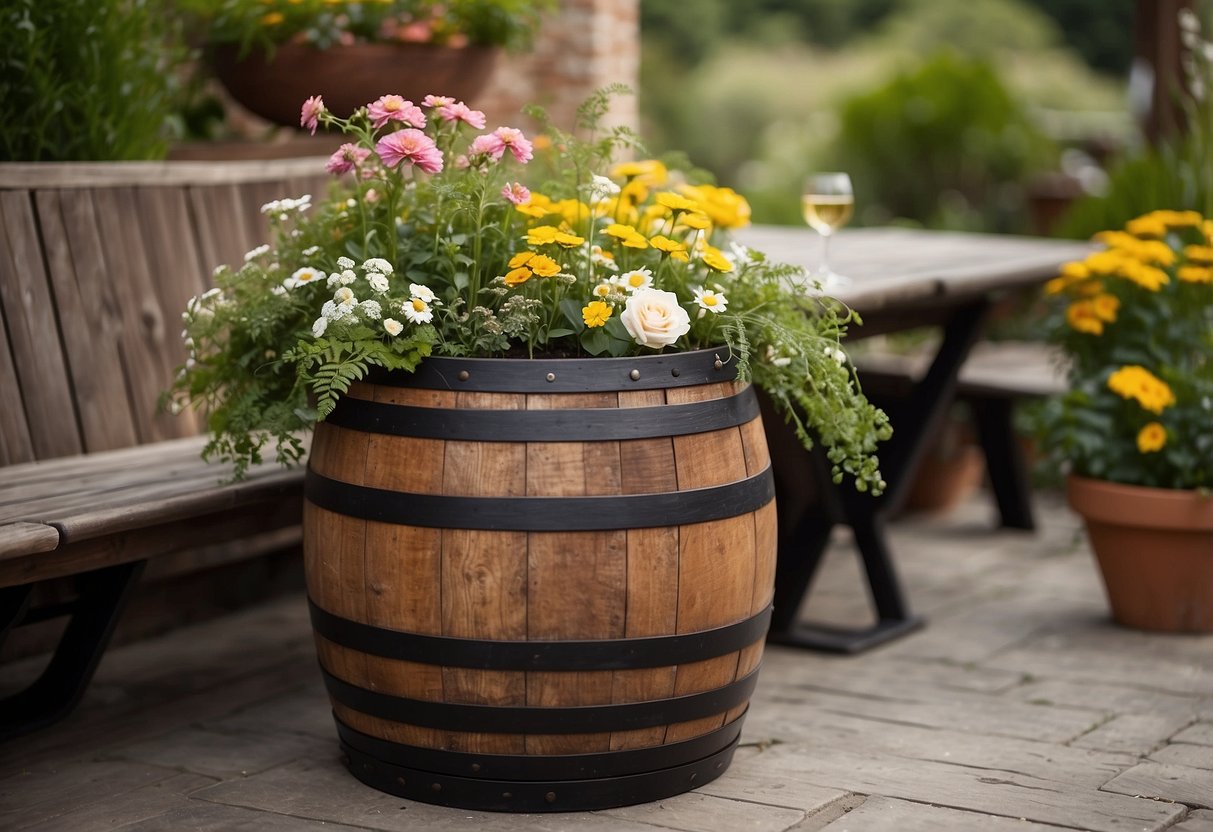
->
515, 192, 555, 219
1091, 293, 1119, 323
592, 282, 612, 298
1183, 244, 1213, 264
582, 300, 612, 328
528, 254, 562, 277
1065, 300, 1103, 335
553, 199, 590, 227
1107, 366, 1176, 415
680, 184, 752, 229
1125, 214, 1167, 238
260, 10, 285, 25
679, 212, 712, 231
525, 225, 561, 246
1136, 422, 1167, 453
1178, 264, 1213, 283
650, 235, 689, 262
701, 248, 734, 273
656, 192, 701, 213
531, 134, 553, 152
619, 179, 650, 206
1117, 260, 1169, 291
503, 267, 533, 287
553, 231, 585, 248
610, 159, 668, 186
508, 251, 535, 269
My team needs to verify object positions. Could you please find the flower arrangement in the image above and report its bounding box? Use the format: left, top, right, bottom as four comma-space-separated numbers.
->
1035, 209, 1213, 490
183, 0, 549, 54
165, 88, 891, 491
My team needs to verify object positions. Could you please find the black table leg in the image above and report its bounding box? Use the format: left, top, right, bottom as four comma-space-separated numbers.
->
0, 560, 145, 741
766, 298, 993, 653
968, 394, 1037, 530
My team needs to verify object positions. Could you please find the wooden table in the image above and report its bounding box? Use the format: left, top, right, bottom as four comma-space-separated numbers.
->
736, 225, 1092, 653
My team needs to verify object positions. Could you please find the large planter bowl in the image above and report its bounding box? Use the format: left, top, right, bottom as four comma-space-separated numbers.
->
212, 42, 499, 127
302, 349, 777, 811
1067, 474, 1213, 633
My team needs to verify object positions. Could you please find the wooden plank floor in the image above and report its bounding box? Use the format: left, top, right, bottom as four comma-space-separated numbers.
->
2, 490, 1211, 831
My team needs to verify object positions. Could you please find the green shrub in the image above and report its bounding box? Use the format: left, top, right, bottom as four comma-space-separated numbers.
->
0, 0, 183, 161
826, 51, 1058, 230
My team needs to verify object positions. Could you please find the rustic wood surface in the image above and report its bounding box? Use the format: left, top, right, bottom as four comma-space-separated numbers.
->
3, 491, 1210, 830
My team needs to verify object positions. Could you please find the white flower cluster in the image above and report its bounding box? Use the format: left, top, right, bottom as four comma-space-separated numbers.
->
307, 258, 438, 339
260, 194, 312, 221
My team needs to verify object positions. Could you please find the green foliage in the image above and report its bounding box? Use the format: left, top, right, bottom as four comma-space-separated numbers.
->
1032, 212, 1213, 491
166, 89, 890, 491
1058, 4, 1213, 239
180, 0, 551, 53
1020, 0, 1134, 76
0, 0, 184, 161
826, 51, 1057, 230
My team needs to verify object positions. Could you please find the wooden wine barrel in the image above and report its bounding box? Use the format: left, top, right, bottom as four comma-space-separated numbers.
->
303, 348, 776, 812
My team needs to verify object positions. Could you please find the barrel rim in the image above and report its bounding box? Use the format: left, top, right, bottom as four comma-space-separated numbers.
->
365, 346, 739, 392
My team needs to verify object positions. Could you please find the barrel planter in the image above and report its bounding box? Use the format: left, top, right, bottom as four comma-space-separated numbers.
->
302, 348, 777, 812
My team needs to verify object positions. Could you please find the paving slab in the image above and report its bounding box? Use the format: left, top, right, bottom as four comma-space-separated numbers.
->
19, 773, 217, 832
1174, 810, 1213, 832
1151, 743, 1213, 771
1072, 711, 1196, 756
1102, 761, 1213, 810
818, 795, 1072, 831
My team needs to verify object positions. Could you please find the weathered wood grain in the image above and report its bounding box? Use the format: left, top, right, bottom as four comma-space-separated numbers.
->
1102, 761, 1213, 810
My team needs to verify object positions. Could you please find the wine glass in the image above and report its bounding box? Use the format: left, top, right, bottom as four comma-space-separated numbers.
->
801, 172, 854, 288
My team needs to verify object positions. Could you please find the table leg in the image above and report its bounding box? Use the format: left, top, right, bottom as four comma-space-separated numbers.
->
766, 298, 993, 652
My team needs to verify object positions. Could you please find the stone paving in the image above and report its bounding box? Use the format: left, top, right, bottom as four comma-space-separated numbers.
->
2, 490, 1212, 831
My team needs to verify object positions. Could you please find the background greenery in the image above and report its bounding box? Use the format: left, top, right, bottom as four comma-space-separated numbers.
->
639, 0, 1135, 231
0, 0, 185, 161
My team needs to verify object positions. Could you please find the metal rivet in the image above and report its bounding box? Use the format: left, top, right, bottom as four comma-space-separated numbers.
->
713, 356, 723, 370
671, 368, 681, 377
689, 772, 698, 782
715, 762, 724, 769
629, 369, 641, 381
502, 792, 513, 799
471, 763, 481, 772
545, 791, 557, 804
431, 782, 443, 792
457, 370, 470, 381
546, 372, 556, 382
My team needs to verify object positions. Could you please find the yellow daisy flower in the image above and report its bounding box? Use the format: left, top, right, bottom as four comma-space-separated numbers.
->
582, 301, 612, 328
1136, 422, 1167, 453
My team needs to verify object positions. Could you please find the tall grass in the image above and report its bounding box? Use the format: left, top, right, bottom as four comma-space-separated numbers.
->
0, 0, 184, 161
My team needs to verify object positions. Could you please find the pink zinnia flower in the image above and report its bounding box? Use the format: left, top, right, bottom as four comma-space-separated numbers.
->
300, 95, 325, 135
367, 95, 426, 130
375, 129, 444, 174
325, 143, 371, 175
423, 95, 455, 108
501, 182, 531, 205
437, 101, 486, 129
469, 127, 534, 164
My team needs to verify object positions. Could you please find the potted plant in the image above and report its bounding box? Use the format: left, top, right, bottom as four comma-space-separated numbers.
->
182, 0, 550, 126
165, 88, 890, 810
1036, 209, 1213, 633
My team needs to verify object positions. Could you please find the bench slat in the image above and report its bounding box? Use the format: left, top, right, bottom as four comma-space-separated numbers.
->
0, 522, 61, 560
0, 191, 81, 462
36, 190, 142, 452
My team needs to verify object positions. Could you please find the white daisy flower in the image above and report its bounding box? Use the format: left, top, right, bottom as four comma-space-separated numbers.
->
292, 266, 322, 285
693, 286, 728, 314
368, 273, 390, 294
383, 318, 404, 336
402, 296, 433, 324
619, 267, 653, 293
359, 300, 382, 319
312, 317, 328, 337
409, 283, 436, 302
585, 173, 621, 202
302, 245, 320, 256
592, 282, 612, 298
363, 258, 394, 275
243, 244, 271, 262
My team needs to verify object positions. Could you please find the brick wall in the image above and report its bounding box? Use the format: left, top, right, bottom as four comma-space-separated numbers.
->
479, 0, 640, 135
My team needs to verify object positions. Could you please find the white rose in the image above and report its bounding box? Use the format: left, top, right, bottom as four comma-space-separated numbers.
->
621, 288, 691, 349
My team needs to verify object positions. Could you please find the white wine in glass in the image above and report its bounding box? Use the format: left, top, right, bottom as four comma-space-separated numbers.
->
801, 172, 854, 287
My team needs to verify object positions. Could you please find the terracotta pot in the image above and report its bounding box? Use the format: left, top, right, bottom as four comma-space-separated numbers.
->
303, 349, 776, 811
1067, 475, 1213, 633
212, 42, 499, 127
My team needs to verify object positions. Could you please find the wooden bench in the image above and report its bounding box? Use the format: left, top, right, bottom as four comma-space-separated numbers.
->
854, 340, 1068, 530
0, 159, 329, 739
